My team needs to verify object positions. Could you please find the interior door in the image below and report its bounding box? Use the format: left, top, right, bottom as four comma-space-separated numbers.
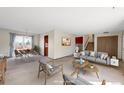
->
44, 35, 48, 56
97, 36, 118, 57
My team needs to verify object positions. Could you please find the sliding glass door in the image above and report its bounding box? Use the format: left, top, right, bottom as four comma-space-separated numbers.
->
14, 35, 33, 50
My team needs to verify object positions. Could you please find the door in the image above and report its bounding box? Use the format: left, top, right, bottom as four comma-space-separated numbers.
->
44, 35, 48, 56
97, 36, 118, 57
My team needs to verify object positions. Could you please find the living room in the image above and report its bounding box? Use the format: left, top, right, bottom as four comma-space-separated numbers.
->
0, 7, 124, 85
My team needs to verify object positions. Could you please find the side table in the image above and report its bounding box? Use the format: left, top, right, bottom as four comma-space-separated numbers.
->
110, 58, 119, 66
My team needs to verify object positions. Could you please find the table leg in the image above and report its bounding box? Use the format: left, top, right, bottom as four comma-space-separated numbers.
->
44, 72, 47, 85
71, 69, 77, 76
96, 72, 99, 79
77, 68, 80, 78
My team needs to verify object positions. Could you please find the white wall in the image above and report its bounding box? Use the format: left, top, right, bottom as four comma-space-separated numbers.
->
0, 29, 10, 56
40, 30, 76, 59
34, 34, 40, 46
94, 32, 123, 59
54, 30, 76, 59
40, 31, 54, 59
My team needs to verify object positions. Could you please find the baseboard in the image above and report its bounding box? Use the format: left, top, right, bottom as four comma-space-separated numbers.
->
52, 55, 73, 60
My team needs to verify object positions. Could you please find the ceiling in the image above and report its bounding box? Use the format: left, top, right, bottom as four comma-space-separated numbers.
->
0, 7, 124, 35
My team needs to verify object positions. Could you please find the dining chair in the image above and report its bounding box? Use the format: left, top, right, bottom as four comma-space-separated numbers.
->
15, 50, 23, 57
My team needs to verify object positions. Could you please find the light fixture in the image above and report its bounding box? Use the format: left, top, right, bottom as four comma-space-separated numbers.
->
103, 32, 109, 34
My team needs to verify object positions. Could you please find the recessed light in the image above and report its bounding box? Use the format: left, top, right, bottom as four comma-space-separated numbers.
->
103, 32, 109, 34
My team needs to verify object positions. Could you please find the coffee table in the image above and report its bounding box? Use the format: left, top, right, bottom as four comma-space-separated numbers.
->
83, 64, 99, 79
71, 59, 99, 79
71, 59, 89, 77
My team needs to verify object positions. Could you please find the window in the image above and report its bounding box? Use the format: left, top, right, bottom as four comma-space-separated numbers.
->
14, 35, 33, 50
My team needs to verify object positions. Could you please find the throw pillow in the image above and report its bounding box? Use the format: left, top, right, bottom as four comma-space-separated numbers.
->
46, 64, 54, 74
103, 54, 108, 60
100, 54, 105, 59
90, 51, 95, 57
80, 51, 85, 56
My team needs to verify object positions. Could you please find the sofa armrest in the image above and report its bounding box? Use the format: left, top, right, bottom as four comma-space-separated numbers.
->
73, 53, 80, 58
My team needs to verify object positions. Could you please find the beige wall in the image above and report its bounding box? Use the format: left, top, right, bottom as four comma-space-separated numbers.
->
94, 32, 123, 59
34, 34, 40, 46
0, 29, 10, 56
40, 30, 76, 59
54, 30, 76, 59
0, 28, 40, 57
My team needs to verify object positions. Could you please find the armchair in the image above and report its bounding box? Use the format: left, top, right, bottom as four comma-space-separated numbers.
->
38, 58, 63, 85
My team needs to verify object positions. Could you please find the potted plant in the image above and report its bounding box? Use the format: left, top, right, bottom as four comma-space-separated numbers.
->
33, 45, 41, 55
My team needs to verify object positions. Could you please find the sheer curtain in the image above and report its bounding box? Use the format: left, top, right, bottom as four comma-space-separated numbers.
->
9, 33, 16, 57
9, 33, 33, 57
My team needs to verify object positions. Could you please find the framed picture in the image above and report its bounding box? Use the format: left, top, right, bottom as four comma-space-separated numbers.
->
62, 37, 71, 46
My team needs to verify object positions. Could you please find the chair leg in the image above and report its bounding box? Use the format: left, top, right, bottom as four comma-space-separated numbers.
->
38, 63, 41, 78
77, 69, 80, 78
96, 72, 99, 79
63, 81, 66, 85
44, 72, 47, 85
1, 72, 5, 84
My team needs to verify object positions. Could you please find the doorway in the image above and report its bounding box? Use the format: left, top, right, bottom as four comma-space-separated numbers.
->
44, 35, 48, 56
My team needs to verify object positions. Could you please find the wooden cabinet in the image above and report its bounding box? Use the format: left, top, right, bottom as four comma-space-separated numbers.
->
97, 36, 118, 57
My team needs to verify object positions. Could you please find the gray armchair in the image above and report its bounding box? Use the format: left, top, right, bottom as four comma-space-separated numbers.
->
38, 57, 63, 85
63, 74, 92, 85
63, 74, 106, 85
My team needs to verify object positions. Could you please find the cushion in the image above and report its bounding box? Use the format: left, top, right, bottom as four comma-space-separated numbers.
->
97, 52, 105, 58
73, 53, 80, 58
63, 74, 76, 85
103, 54, 108, 60
75, 77, 92, 85
90, 51, 95, 57
80, 55, 87, 59
87, 56, 96, 62
46, 64, 54, 74
100, 54, 105, 59
96, 58, 107, 64
75, 47, 79, 53
84, 51, 90, 56
80, 51, 85, 56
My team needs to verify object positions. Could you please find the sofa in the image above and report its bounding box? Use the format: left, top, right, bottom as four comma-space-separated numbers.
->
63, 74, 106, 85
74, 50, 110, 65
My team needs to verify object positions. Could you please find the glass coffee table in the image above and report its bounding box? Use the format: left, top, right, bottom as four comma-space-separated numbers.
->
71, 59, 89, 78
83, 63, 99, 79
71, 59, 99, 79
